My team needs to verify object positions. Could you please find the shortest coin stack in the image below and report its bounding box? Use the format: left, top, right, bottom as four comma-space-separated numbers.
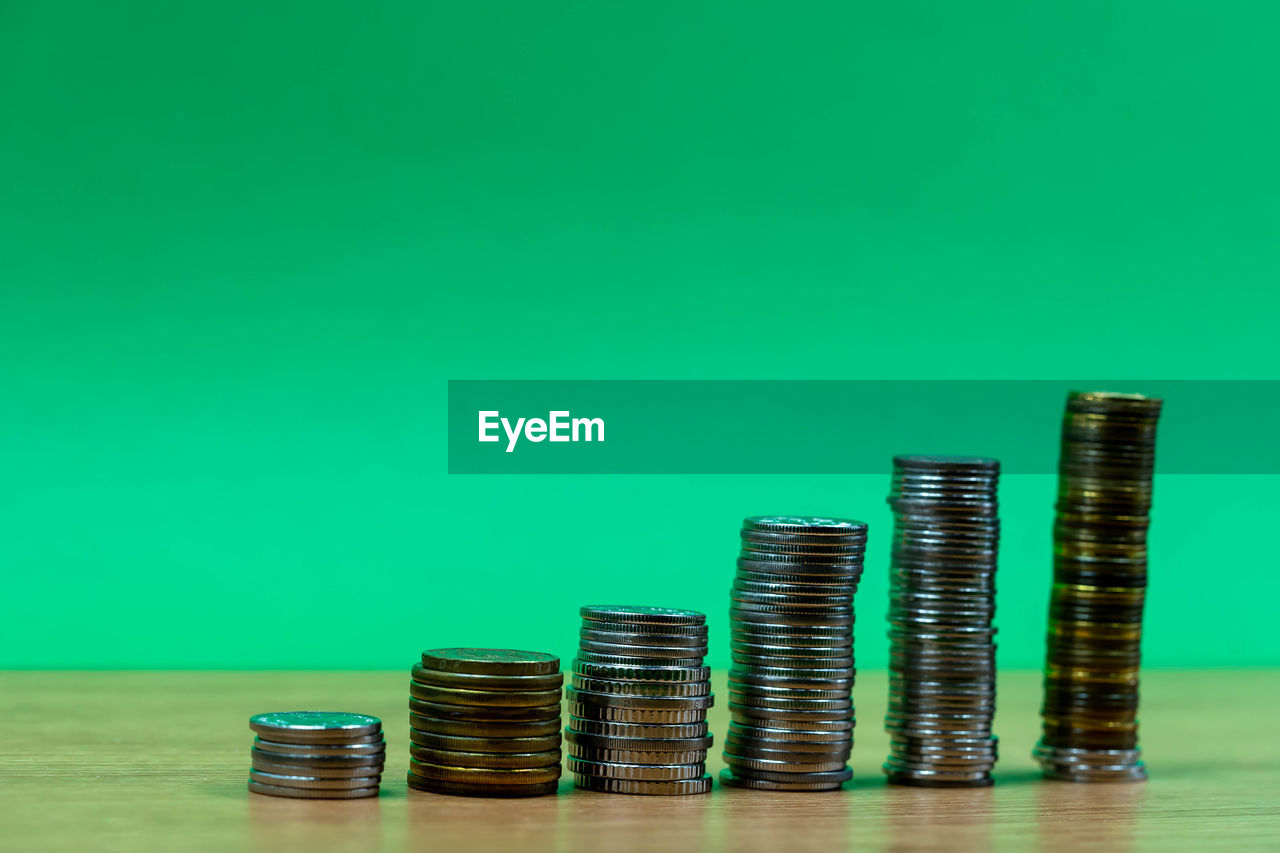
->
249, 712, 386, 799
567, 606, 714, 795
407, 648, 564, 797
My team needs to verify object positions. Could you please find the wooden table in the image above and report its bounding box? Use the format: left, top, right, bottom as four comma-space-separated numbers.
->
2, 670, 1277, 851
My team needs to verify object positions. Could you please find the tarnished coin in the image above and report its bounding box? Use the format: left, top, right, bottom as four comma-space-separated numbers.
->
407, 774, 560, 798
408, 759, 562, 786
421, 648, 560, 676
567, 701, 708, 725
408, 682, 563, 707
409, 698, 561, 722
408, 729, 562, 754
409, 714, 561, 738
409, 745, 562, 769
411, 662, 564, 692
248, 780, 379, 799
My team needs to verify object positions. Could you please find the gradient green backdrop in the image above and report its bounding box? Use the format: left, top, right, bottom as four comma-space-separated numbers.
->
2, 3, 1277, 669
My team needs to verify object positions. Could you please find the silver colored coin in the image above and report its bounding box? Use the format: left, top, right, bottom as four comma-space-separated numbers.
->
253, 737, 386, 757
572, 773, 713, 795
578, 640, 709, 660
566, 757, 705, 782
564, 729, 713, 752
571, 676, 711, 697
250, 746, 385, 769
566, 716, 708, 739
248, 780, 379, 799
249, 769, 381, 790
567, 701, 708, 725
566, 743, 709, 766
723, 752, 848, 774
566, 688, 713, 711
718, 769, 844, 791
580, 628, 708, 647
572, 660, 710, 683
251, 757, 384, 778
249, 712, 382, 742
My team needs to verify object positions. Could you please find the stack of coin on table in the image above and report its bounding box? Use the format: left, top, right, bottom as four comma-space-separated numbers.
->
248, 712, 385, 799
721, 516, 868, 792
407, 648, 564, 797
565, 606, 714, 795
884, 455, 1001, 787
1035, 391, 1163, 783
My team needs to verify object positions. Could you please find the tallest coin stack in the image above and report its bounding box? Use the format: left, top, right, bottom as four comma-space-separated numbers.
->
721, 516, 868, 792
1035, 391, 1163, 782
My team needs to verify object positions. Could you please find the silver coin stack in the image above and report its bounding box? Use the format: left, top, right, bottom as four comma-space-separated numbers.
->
884, 455, 1000, 787
721, 516, 868, 792
565, 605, 714, 795
248, 712, 386, 799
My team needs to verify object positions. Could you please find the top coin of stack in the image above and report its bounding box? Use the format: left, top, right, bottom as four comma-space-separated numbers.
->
884, 455, 1000, 787
248, 712, 386, 799
1035, 391, 1163, 782
407, 648, 564, 797
721, 516, 868, 792
566, 606, 714, 795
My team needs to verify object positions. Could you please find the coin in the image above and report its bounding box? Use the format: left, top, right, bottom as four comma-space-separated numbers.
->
408, 759, 561, 786
407, 728, 561, 752
579, 605, 706, 626
248, 780, 380, 799
409, 746, 562, 769
411, 663, 564, 692
571, 774, 713, 795
567, 757, 705, 781
248, 770, 382, 790
251, 757, 384, 778
718, 769, 844, 791
409, 714, 561, 738
406, 774, 561, 798
253, 738, 386, 758
250, 746, 385, 769
421, 648, 560, 676
408, 682, 563, 707
250, 712, 382, 743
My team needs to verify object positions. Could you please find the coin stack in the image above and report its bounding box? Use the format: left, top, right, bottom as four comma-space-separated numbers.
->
565, 606, 714, 795
1035, 391, 1163, 782
406, 648, 564, 797
721, 516, 868, 792
883, 455, 1000, 787
248, 712, 385, 799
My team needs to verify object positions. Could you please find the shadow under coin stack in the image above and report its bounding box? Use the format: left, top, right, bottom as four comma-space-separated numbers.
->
248, 712, 385, 799
566, 606, 714, 795
884, 455, 1000, 787
1035, 391, 1163, 782
721, 516, 868, 792
407, 648, 563, 797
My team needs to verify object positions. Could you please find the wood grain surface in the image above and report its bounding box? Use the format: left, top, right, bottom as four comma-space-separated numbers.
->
1, 670, 1277, 851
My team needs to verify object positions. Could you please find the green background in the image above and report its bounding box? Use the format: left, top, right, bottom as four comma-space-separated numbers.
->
2, 2, 1276, 668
